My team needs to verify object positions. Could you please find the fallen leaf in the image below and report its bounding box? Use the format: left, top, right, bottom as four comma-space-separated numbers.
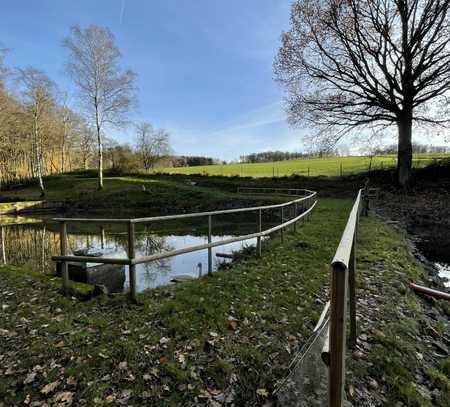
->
55, 340, 65, 348
24, 372, 37, 384
54, 391, 74, 403
66, 376, 77, 386
256, 388, 269, 397
227, 320, 238, 331
41, 381, 59, 394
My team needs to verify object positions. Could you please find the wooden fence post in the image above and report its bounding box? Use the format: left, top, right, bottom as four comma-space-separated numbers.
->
59, 221, 69, 296
329, 263, 348, 407
100, 225, 105, 249
257, 209, 262, 257
208, 215, 213, 275
128, 221, 137, 302
294, 202, 298, 233
280, 207, 284, 243
0, 225, 6, 264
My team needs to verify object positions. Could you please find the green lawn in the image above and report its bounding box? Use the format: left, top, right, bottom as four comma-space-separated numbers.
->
162, 154, 450, 178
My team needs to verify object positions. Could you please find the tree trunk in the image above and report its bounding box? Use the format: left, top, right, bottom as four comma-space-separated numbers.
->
95, 104, 103, 190
97, 126, 103, 190
35, 141, 45, 197
397, 117, 413, 188
33, 114, 46, 197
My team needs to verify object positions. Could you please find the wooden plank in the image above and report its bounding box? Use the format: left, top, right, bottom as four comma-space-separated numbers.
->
208, 215, 212, 275
52, 255, 131, 265
215, 252, 234, 259
127, 222, 137, 302
59, 222, 69, 296
257, 208, 262, 257
0, 225, 6, 264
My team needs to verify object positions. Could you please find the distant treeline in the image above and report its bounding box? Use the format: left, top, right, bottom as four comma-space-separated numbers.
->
373, 143, 450, 155
240, 149, 339, 163
171, 156, 220, 167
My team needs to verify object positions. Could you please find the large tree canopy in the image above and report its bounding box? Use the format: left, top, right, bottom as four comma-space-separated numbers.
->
275, 0, 450, 186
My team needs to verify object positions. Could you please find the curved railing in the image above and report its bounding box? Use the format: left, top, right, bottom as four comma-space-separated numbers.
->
52, 187, 317, 300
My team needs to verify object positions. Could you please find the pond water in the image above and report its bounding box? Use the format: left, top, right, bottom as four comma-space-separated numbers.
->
0, 215, 268, 292
413, 223, 450, 288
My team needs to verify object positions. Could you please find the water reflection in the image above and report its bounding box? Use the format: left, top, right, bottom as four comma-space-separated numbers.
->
0, 216, 258, 292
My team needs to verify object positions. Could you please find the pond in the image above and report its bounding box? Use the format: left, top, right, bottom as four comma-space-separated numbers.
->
413, 223, 450, 288
0, 214, 271, 293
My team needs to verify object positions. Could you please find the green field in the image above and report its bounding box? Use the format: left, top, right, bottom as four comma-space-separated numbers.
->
162, 154, 450, 178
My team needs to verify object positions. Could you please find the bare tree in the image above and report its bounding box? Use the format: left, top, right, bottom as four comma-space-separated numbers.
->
60, 92, 71, 173
17, 68, 57, 196
135, 122, 154, 171
135, 123, 171, 170
63, 25, 136, 189
78, 125, 96, 170
275, 0, 450, 187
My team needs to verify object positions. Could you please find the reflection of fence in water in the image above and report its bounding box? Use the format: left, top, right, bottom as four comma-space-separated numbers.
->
0, 222, 172, 275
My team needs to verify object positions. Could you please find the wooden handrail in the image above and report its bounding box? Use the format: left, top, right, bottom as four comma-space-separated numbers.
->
53, 188, 318, 301
328, 188, 366, 407
53, 189, 316, 224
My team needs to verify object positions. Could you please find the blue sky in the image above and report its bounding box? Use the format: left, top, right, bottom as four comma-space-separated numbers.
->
1, 0, 306, 160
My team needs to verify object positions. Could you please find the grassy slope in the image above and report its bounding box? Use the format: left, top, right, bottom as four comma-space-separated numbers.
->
162, 153, 450, 178
1, 198, 448, 406
0, 175, 286, 216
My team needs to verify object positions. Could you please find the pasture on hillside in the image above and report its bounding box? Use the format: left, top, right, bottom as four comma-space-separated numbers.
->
162, 154, 450, 178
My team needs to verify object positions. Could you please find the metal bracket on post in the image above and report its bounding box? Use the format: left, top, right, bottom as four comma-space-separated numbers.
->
128, 221, 137, 303
208, 215, 213, 275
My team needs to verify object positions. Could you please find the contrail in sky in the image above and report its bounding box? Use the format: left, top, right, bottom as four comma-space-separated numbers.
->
120, 0, 126, 25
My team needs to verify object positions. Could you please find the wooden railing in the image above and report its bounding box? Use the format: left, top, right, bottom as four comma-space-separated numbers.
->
52, 188, 317, 301
322, 188, 368, 406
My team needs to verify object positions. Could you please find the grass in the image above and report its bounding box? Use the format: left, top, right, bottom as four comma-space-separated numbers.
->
347, 217, 450, 406
0, 198, 351, 406
162, 153, 450, 178
1, 195, 448, 406
0, 174, 286, 217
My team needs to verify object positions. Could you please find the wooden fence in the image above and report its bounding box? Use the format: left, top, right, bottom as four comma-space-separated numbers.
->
52, 188, 317, 301
322, 188, 368, 406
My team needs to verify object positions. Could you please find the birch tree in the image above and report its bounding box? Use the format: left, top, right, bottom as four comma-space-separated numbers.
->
63, 25, 136, 189
17, 68, 56, 196
275, 0, 450, 187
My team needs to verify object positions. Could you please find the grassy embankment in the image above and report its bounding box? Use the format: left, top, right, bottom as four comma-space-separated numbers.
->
162, 153, 450, 178
0, 174, 288, 218
1, 186, 449, 406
